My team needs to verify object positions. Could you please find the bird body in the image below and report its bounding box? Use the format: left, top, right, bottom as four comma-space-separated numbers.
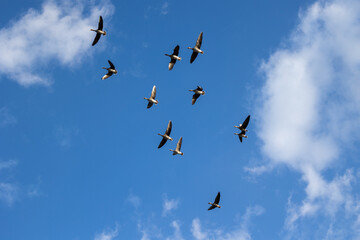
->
165, 45, 181, 70
208, 192, 221, 210
144, 85, 158, 108
189, 86, 205, 105
188, 32, 204, 63
169, 137, 183, 155
158, 121, 173, 148
234, 115, 250, 142
101, 60, 117, 80
91, 16, 106, 46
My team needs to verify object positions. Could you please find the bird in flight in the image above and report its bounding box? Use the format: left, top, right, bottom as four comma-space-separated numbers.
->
165, 45, 181, 70
158, 120, 173, 149
188, 32, 204, 63
101, 60, 117, 80
144, 85, 159, 109
91, 16, 106, 46
208, 192, 221, 210
234, 115, 250, 142
169, 137, 183, 156
189, 86, 205, 105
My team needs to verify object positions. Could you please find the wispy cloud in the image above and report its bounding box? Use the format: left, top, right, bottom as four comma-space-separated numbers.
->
165, 221, 184, 240
162, 194, 179, 216
0, 0, 114, 87
0, 107, 17, 127
191, 205, 264, 240
160, 2, 169, 15
0, 160, 18, 206
256, 0, 360, 237
55, 126, 79, 148
0, 159, 17, 171
94, 224, 119, 240
127, 193, 141, 209
0, 183, 17, 206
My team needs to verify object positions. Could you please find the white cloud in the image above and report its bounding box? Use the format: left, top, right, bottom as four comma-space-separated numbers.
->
55, 126, 79, 147
127, 193, 141, 209
191, 218, 208, 240
94, 224, 119, 240
0, 160, 18, 206
162, 195, 179, 216
0, 183, 17, 206
0, 107, 17, 127
191, 206, 264, 240
0, 159, 17, 171
160, 2, 169, 15
165, 221, 184, 240
256, 0, 360, 236
0, 0, 114, 87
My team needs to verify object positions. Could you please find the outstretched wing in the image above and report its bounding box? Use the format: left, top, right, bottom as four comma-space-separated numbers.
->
238, 135, 243, 143
168, 60, 176, 70
102, 71, 113, 80
147, 102, 153, 109
172, 45, 180, 56
176, 137, 182, 151
158, 138, 167, 149
208, 205, 216, 211
108, 60, 115, 70
98, 16, 103, 30
214, 192, 221, 204
190, 52, 198, 64
242, 115, 250, 129
196, 32, 203, 48
196, 86, 203, 91
151, 85, 156, 99
92, 33, 101, 46
165, 120, 172, 135
192, 94, 200, 105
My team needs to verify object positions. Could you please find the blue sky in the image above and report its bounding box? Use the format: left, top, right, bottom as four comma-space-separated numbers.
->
1, 0, 360, 239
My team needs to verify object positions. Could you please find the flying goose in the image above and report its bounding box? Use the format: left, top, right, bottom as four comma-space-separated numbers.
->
165, 45, 181, 70
158, 120, 173, 148
91, 16, 106, 46
144, 85, 158, 108
208, 192, 221, 210
188, 32, 204, 63
234, 115, 250, 142
189, 86, 205, 105
169, 137, 183, 155
101, 60, 117, 80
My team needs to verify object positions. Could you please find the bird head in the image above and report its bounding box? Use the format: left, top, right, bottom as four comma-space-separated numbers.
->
200, 50, 204, 54
103, 31, 107, 36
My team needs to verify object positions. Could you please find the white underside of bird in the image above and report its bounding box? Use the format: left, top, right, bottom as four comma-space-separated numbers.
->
188, 47, 204, 54
170, 149, 183, 155
158, 134, 173, 141
90, 29, 107, 35
208, 202, 221, 208
144, 98, 158, 104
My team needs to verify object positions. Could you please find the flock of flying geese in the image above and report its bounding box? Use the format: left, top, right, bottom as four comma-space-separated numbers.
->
91, 16, 251, 211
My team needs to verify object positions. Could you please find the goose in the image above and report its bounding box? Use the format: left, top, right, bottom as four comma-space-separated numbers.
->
188, 32, 204, 63
101, 60, 117, 80
189, 86, 205, 105
158, 120, 173, 148
234, 115, 250, 143
208, 192, 221, 210
165, 45, 181, 70
169, 137, 183, 155
144, 85, 158, 109
91, 16, 106, 46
